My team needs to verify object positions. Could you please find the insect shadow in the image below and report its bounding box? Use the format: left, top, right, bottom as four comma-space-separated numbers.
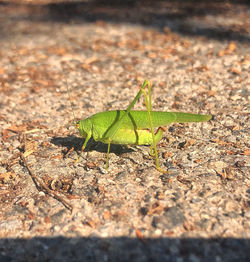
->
50, 135, 135, 157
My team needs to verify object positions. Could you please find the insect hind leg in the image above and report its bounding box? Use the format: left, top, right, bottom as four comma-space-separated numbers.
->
141, 83, 167, 174
150, 127, 166, 156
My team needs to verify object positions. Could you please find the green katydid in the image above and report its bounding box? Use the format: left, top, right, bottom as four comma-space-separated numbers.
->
70, 80, 212, 173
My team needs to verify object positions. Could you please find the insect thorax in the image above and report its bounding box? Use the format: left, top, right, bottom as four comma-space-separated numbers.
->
77, 119, 92, 138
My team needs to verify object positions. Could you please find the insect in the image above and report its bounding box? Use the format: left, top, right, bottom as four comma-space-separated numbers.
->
70, 80, 212, 173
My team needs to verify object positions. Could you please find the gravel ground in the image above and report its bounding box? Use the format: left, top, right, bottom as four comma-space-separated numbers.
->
0, 1, 249, 261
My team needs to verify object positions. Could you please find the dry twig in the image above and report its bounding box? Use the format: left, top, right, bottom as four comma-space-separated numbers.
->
20, 153, 73, 212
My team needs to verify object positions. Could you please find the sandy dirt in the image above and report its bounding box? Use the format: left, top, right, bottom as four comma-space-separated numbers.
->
0, 1, 249, 261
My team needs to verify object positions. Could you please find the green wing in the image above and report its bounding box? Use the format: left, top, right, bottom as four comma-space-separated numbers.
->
91, 110, 211, 130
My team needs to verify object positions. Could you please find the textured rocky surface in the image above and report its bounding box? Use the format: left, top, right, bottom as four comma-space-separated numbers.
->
0, 1, 249, 261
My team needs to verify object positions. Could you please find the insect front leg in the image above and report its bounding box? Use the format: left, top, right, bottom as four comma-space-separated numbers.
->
75, 134, 91, 164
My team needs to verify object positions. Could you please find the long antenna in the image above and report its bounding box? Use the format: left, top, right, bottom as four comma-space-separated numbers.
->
65, 78, 77, 125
